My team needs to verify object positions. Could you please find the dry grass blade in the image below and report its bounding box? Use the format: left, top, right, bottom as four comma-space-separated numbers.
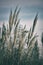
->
31, 13, 38, 36
15, 19, 20, 30
28, 34, 38, 47
12, 6, 18, 25
8, 6, 20, 40
18, 25, 27, 52
14, 15, 18, 25
9, 10, 12, 32
16, 7, 21, 16
14, 7, 21, 25
13, 19, 20, 45
27, 28, 31, 45
22, 25, 26, 37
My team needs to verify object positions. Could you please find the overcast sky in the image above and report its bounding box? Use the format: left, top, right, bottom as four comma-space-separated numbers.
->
0, 0, 43, 20
0, 0, 43, 45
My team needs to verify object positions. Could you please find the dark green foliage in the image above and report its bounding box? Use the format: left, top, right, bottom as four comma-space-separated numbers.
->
39, 58, 43, 65
41, 32, 43, 45
30, 40, 39, 65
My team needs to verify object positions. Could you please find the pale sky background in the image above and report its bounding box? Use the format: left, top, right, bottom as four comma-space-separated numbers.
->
0, 0, 43, 56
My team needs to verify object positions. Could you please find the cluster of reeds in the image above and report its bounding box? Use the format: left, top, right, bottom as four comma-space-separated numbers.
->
0, 6, 40, 65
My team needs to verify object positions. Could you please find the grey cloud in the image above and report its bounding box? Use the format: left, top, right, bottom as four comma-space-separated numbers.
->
0, 0, 43, 8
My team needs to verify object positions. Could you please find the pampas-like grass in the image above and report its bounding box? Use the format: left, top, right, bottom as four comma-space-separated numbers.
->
0, 6, 39, 65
